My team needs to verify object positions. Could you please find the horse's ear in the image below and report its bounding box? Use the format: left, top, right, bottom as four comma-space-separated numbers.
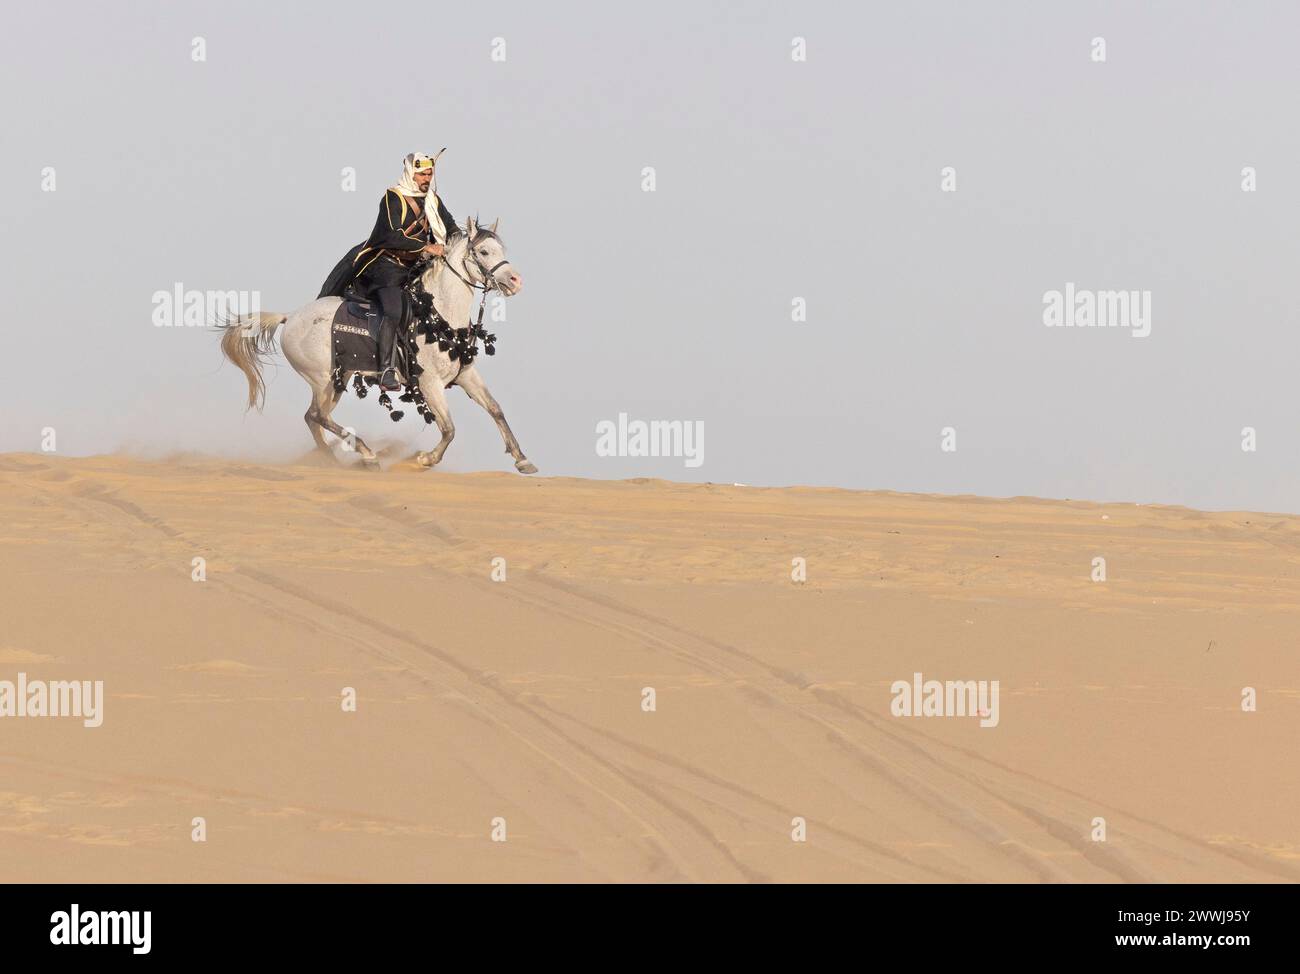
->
490, 217, 499, 233
466, 215, 476, 237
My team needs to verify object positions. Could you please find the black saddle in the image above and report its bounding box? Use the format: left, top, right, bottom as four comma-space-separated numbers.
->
340, 287, 376, 320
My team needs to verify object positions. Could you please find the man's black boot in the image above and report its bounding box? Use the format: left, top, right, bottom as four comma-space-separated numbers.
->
377, 317, 402, 391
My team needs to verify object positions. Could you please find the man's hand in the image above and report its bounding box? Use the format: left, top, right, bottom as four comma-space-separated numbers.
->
423, 243, 445, 257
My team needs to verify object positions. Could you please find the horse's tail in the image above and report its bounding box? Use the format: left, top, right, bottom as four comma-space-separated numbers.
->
219, 312, 287, 411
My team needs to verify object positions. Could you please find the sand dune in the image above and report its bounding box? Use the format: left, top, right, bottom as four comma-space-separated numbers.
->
1, 451, 1297, 882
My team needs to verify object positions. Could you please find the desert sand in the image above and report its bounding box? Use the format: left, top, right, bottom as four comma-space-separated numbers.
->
0, 451, 1297, 883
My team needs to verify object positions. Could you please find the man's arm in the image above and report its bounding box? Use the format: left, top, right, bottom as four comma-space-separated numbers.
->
366, 190, 428, 253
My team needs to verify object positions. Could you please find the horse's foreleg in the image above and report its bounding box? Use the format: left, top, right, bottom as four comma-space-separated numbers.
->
414, 377, 455, 467
454, 366, 536, 474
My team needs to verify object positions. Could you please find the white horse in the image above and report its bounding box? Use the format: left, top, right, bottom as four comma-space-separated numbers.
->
221, 218, 536, 473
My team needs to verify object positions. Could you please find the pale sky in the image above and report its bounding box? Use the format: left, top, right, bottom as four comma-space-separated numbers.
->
3, 1, 1298, 512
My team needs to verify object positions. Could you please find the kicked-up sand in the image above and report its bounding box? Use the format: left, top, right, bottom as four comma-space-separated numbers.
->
0, 451, 1297, 882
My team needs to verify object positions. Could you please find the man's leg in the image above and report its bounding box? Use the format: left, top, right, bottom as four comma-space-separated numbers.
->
355, 258, 411, 393
375, 286, 406, 391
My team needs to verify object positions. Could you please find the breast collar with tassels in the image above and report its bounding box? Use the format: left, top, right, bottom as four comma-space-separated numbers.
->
404, 230, 506, 378
438, 230, 509, 332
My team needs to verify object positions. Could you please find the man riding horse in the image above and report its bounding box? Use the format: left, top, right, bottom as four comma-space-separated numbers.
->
318, 151, 458, 391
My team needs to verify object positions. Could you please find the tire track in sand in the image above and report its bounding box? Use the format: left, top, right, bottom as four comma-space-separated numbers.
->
63, 475, 763, 881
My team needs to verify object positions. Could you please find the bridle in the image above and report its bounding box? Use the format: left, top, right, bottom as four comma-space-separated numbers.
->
440, 230, 509, 295
406, 230, 510, 357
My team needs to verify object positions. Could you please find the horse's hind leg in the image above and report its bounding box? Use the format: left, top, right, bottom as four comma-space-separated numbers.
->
314, 378, 379, 464
304, 384, 331, 451
454, 365, 536, 474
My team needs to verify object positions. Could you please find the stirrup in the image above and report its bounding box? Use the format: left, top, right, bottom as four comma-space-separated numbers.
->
379, 368, 402, 392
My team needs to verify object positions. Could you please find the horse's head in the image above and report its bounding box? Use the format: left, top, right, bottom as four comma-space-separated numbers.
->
462, 217, 522, 296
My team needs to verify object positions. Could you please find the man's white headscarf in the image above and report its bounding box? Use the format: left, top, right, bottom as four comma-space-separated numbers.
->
391, 149, 448, 243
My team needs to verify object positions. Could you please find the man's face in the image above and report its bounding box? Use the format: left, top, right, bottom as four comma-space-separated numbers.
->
414, 169, 433, 192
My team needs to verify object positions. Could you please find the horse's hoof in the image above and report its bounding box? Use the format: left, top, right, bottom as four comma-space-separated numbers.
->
415, 451, 436, 468
515, 459, 538, 475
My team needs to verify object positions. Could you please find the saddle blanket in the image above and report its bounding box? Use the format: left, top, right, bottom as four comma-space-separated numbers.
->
331, 296, 383, 374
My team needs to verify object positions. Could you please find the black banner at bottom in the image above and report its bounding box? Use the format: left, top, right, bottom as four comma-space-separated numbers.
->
0, 883, 1290, 961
